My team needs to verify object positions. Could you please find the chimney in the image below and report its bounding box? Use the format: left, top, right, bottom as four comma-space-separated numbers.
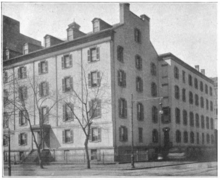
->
201, 69, 205, 75
195, 65, 199, 71
140, 14, 150, 22
120, 3, 130, 24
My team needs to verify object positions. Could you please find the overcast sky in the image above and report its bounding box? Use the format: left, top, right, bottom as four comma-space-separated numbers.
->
2, 2, 217, 77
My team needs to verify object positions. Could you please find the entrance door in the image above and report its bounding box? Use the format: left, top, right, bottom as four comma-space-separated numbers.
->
163, 127, 170, 149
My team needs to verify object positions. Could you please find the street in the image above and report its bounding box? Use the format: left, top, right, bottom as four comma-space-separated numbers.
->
3, 161, 217, 177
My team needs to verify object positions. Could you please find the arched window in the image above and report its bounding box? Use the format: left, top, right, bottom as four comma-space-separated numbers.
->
151, 63, 156, 76
175, 85, 179, 99
188, 74, 192, 86
201, 115, 205, 129
183, 110, 187, 125
210, 87, 213, 96
135, 55, 142, 70
196, 114, 199, 127
182, 88, 186, 102
202, 133, 205, 144
136, 77, 143, 92
176, 130, 181, 143
210, 118, 214, 129
195, 94, 199, 106
200, 81, 203, 92
206, 117, 209, 129
175, 108, 180, 124
137, 102, 144, 121
190, 132, 194, 143
174, 66, 179, 79
189, 91, 193, 104
200, 97, 204, 108
211, 134, 214, 144
152, 129, 158, 143
196, 132, 200, 144
206, 134, 210, 144
190, 112, 194, 127
194, 78, 198, 89
151, 82, 157, 97
152, 106, 158, 123
184, 131, 188, 143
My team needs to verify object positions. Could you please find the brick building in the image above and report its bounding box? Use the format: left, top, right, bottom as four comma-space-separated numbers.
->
3, 3, 216, 163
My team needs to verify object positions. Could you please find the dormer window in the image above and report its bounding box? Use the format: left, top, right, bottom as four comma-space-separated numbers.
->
23, 43, 28, 55
93, 20, 100, 32
45, 36, 50, 48
67, 28, 73, 41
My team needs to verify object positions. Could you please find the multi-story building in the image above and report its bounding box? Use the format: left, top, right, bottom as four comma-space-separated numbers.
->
3, 3, 216, 163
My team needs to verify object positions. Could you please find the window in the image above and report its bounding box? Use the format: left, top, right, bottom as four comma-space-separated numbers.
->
201, 115, 205, 129
117, 46, 124, 62
190, 132, 194, 144
67, 28, 73, 41
88, 47, 100, 62
206, 134, 210, 144
136, 77, 143, 92
134, 28, 141, 43
206, 117, 209, 129
206, 99, 209, 110
63, 103, 74, 121
135, 55, 142, 70
174, 66, 179, 79
210, 87, 213, 96
19, 133, 27, 146
3, 71, 8, 83
189, 92, 193, 104
62, 54, 72, 69
18, 66, 27, 79
188, 75, 192, 86
197, 132, 199, 144
137, 103, 144, 121
152, 129, 158, 143
182, 71, 185, 83
91, 149, 98, 160
3, 112, 9, 128
194, 78, 198, 89
62, 129, 73, 143
4, 89, 9, 104
119, 126, 128, 142
195, 94, 199, 106
202, 133, 205, 144
38, 61, 48, 74
3, 136, 8, 146
89, 99, 101, 119
176, 130, 181, 143
19, 110, 28, 126
45, 36, 50, 47
62, 76, 73, 92
39, 82, 49, 97
200, 81, 203, 92
151, 63, 156, 76
190, 112, 194, 127
118, 70, 126, 87
88, 71, 101, 88
151, 82, 157, 97
210, 101, 213, 111
90, 127, 101, 142
200, 97, 204, 108
196, 114, 199, 128
175, 85, 179, 99
182, 89, 186, 102
210, 118, 214, 129
183, 110, 187, 125
40, 106, 49, 124
175, 108, 180, 124
93, 20, 99, 32
152, 106, 158, 123
23, 43, 28, 54
138, 128, 143, 143
18, 86, 28, 101
184, 131, 188, 143
211, 135, 214, 144
161, 107, 171, 123
118, 98, 127, 118
205, 84, 208, 94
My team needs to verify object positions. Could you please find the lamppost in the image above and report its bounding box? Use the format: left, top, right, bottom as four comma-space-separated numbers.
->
130, 95, 163, 168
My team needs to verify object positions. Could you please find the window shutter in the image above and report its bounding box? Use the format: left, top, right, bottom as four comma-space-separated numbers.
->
97, 71, 101, 87
98, 128, 101, 141
117, 71, 120, 86
18, 68, 21, 79
18, 134, 21, 145
24, 67, 27, 78
19, 111, 21, 126
45, 61, 48, 73
25, 134, 27, 145
69, 54, 73, 67
70, 129, 73, 143
46, 82, 49, 96
62, 78, 65, 92
70, 77, 73, 90
62, 56, 65, 69
46, 107, 49, 122
136, 79, 138, 91
98, 99, 101, 117
89, 100, 92, 118
71, 104, 74, 120
96, 47, 100, 60
118, 99, 121, 118
125, 127, 128, 141
38, 62, 41, 74
119, 127, 122, 141
62, 130, 65, 144
87, 49, 91, 62
124, 100, 127, 118
88, 73, 91, 88
123, 72, 126, 87
63, 104, 66, 121
39, 83, 42, 97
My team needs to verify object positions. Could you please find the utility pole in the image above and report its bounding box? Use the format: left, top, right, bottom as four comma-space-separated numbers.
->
131, 94, 135, 168
8, 129, 11, 176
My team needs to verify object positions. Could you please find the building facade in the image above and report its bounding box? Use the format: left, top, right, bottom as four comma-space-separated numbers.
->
3, 3, 216, 163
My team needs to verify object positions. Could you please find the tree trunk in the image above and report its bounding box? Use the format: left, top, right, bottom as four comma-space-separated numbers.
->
84, 138, 90, 169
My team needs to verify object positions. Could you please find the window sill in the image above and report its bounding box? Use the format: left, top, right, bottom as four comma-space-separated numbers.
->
88, 59, 100, 63
62, 66, 72, 70
39, 72, 48, 75
63, 119, 74, 122
63, 141, 73, 144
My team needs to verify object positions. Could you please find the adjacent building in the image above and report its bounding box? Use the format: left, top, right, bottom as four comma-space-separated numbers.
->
3, 3, 216, 163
